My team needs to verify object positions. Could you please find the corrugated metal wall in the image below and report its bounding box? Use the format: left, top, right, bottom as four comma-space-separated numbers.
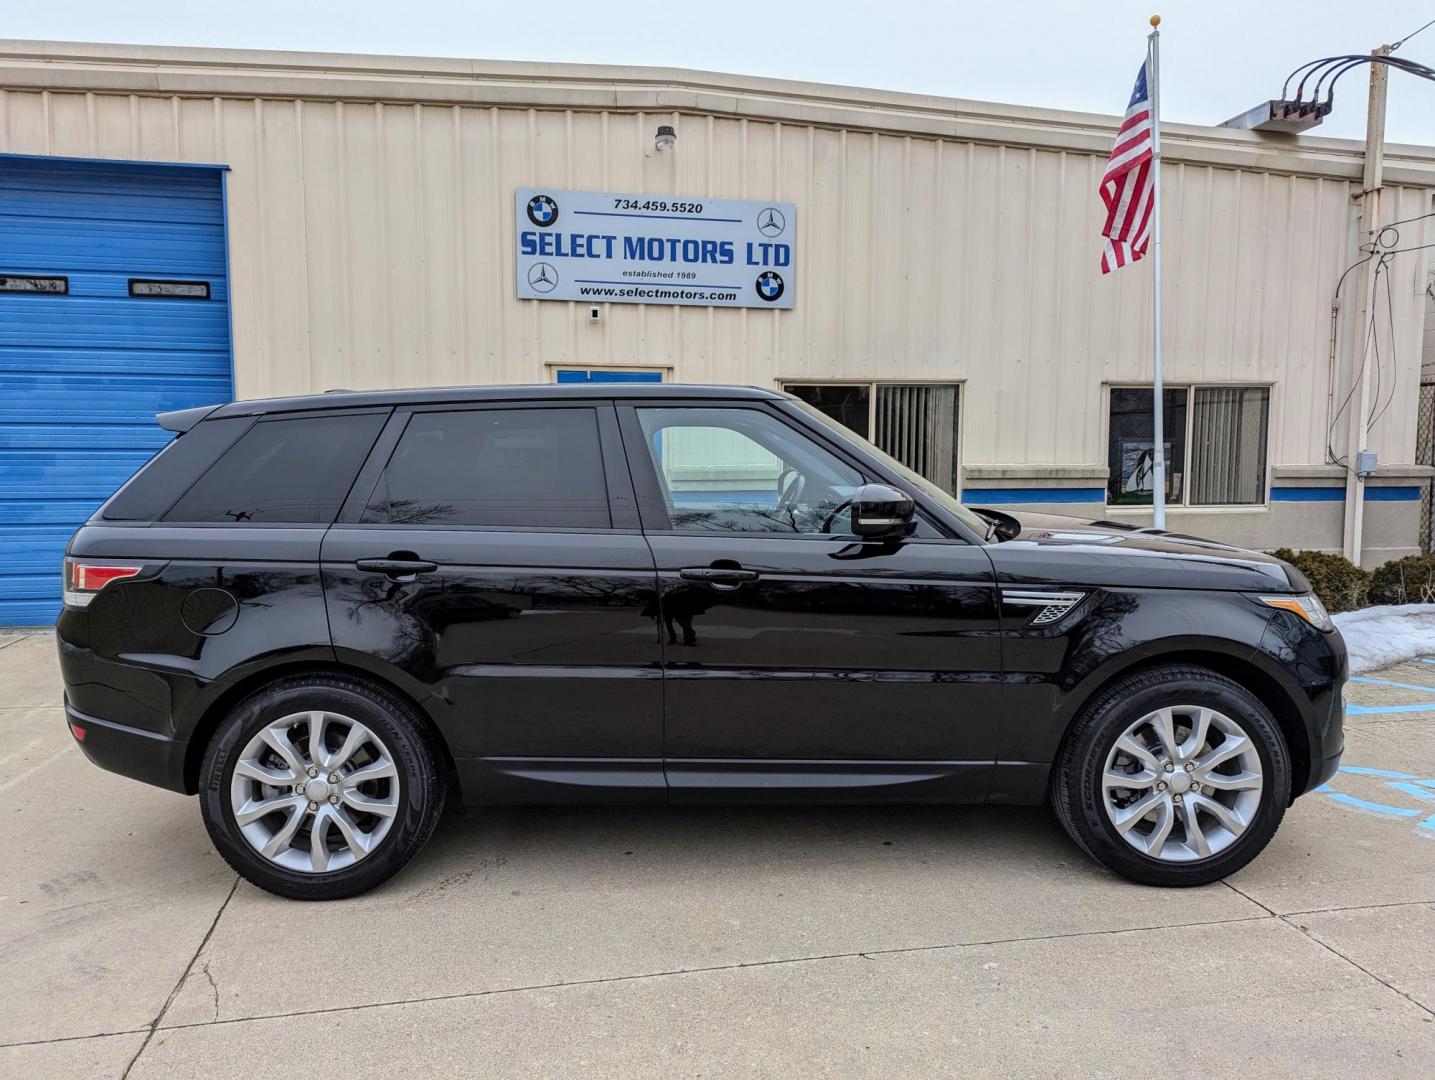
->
0, 79, 1429, 475
0, 154, 231, 624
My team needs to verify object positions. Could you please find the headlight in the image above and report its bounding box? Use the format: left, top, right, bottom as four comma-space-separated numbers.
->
1260, 593, 1334, 632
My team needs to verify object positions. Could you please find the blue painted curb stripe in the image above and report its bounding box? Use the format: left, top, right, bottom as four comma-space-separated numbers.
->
964, 488, 1105, 504
1270, 486, 1421, 502
1271, 487, 1344, 501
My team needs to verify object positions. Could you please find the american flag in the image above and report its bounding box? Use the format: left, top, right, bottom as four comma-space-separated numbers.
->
1099, 59, 1155, 274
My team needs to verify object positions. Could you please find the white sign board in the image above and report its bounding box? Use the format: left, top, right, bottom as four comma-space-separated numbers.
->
515, 187, 795, 309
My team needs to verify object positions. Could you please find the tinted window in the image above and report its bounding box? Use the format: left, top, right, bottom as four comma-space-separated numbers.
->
102, 417, 250, 521
636, 406, 863, 534
364, 408, 611, 528
164, 413, 386, 524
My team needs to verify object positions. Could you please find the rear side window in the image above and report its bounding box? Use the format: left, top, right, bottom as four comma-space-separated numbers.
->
164, 413, 386, 524
364, 407, 611, 528
101, 417, 250, 521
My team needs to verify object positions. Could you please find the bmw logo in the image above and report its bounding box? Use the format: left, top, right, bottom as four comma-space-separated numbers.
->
755, 271, 785, 302
526, 194, 559, 227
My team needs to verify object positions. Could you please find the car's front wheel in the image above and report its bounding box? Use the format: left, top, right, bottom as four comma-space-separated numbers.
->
1051, 664, 1291, 886
199, 674, 446, 900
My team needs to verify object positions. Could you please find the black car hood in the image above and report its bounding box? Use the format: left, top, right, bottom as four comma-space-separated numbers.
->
976, 510, 1304, 593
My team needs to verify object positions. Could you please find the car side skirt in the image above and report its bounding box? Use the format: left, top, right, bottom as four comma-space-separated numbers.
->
458, 757, 1012, 805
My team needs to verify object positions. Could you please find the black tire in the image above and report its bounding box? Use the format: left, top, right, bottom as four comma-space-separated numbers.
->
1050, 664, 1290, 887
199, 674, 446, 900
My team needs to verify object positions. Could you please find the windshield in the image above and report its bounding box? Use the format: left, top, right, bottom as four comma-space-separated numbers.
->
787, 398, 992, 539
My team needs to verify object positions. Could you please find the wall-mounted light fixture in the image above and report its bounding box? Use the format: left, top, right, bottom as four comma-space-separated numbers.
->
655, 125, 676, 152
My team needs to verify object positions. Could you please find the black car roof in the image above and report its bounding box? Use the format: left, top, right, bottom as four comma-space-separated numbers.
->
160, 383, 786, 431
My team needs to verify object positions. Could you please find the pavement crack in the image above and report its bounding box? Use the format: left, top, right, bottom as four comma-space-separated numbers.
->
201, 961, 221, 1023
1221, 879, 1277, 917
1280, 898, 1435, 917
121, 876, 239, 1078
0, 1028, 150, 1050
153, 911, 1273, 1034
1277, 917, 1435, 1020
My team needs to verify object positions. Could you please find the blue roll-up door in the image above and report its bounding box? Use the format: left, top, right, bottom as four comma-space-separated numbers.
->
0, 155, 232, 626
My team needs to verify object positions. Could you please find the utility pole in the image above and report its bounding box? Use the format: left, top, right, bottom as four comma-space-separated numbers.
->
1341, 45, 1390, 566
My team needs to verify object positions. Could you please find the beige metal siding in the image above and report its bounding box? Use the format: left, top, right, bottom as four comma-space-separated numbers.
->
1, 59, 1431, 476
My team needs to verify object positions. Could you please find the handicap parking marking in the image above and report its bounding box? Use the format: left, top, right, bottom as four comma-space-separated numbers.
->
1343, 665, 1435, 715
1316, 765, 1435, 836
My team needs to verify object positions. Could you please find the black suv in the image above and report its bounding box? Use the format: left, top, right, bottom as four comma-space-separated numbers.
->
57, 384, 1345, 899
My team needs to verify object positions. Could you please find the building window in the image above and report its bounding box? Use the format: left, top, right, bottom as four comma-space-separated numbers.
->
1107, 386, 1269, 507
783, 382, 960, 494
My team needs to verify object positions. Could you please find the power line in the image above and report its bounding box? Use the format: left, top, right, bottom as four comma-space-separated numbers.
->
1392, 15, 1435, 51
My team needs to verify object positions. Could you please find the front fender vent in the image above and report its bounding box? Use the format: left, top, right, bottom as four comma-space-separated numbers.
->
1002, 590, 1086, 626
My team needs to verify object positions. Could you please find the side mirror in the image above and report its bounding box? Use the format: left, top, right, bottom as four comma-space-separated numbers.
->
850, 483, 917, 539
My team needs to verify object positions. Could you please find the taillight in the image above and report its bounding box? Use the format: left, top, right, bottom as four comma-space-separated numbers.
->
63, 559, 141, 608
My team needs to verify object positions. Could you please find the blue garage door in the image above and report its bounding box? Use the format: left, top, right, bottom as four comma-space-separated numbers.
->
0, 156, 232, 626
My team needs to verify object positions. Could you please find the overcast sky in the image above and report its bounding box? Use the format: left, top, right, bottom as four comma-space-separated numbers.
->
8, 1, 1433, 145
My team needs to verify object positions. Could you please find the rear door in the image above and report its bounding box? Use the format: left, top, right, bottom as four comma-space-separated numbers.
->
322, 400, 665, 804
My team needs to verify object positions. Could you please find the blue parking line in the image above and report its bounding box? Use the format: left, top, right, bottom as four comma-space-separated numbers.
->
1338, 765, 1418, 779
1346, 702, 1435, 715
1387, 781, 1435, 801
1349, 675, 1435, 693
1323, 792, 1424, 817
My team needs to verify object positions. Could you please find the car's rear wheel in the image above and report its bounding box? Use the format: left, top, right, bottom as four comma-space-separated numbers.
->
199, 675, 445, 900
1050, 665, 1290, 886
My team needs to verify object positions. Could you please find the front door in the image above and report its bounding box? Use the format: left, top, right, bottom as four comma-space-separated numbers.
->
618, 400, 1002, 802
322, 401, 664, 803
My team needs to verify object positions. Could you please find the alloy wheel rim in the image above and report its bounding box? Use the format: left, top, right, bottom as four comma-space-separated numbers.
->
229, 710, 400, 873
1101, 705, 1264, 863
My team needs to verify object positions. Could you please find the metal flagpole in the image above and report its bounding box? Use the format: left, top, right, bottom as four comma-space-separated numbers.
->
1148, 15, 1166, 530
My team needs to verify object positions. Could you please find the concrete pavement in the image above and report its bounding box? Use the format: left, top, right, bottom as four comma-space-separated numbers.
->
1, 630, 1432, 1077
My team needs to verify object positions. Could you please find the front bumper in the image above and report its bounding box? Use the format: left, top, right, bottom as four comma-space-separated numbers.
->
1307, 686, 1345, 793
64, 700, 190, 795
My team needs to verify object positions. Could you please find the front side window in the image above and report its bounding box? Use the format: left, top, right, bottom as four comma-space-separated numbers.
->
637, 407, 863, 534
1107, 386, 1269, 507
364, 407, 610, 528
163, 413, 386, 524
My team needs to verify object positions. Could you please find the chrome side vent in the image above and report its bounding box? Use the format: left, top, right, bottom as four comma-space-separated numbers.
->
1002, 590, 1086, 626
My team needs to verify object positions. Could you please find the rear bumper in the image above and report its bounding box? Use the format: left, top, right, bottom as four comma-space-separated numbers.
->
64, 700, 190, 795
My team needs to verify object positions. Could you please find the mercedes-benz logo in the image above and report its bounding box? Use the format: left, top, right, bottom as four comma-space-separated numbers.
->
756, 207, 786, 237
526, 194, 559, 228
527, 262, 559, 293
755, 271, 785, 302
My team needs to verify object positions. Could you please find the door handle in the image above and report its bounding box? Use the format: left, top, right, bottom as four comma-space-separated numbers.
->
355, 556, 438, 580
679, 566, 759, 590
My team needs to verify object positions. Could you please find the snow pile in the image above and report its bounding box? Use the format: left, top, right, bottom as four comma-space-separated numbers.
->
1331, 604, 1435, 673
